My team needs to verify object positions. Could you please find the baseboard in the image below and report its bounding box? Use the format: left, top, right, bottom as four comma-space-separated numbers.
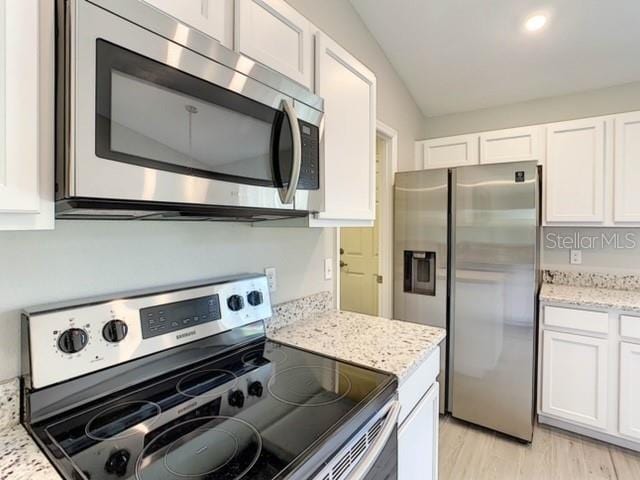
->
538, 414, 640, 453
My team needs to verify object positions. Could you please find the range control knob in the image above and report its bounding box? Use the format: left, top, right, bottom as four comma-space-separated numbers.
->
228, 390, 245, 408
247, 290, 263, 307
102, 319, 128, 343
227, 294, 244, 312
105, 449, 130, 477
58, 328, 89, 354
248, 381, 264, 398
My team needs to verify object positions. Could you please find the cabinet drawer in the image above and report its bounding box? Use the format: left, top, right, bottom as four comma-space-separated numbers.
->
620, 315, 640, 341
398, 346, 440, 425
544, 306, 609, 335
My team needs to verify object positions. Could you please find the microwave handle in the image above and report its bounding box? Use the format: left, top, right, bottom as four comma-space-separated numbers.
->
279, 99, 302, 205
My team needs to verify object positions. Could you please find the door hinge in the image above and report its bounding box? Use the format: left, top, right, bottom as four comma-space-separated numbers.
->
376, 275, 383, 284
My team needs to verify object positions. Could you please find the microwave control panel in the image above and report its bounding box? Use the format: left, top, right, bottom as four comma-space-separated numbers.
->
298, 120, 320, 190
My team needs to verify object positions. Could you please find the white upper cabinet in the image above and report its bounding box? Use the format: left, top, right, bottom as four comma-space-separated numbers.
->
614, 112, 640, 223
235, 0, 313, 88
479, 126, 542, 165
0, 0, 54, 230
545, 118, 606, 224
313, 31, 376, 224
419, 134, 479, 170
142, 0, 233, 48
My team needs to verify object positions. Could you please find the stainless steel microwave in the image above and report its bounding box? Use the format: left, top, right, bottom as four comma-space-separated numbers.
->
56, 0, 324, 221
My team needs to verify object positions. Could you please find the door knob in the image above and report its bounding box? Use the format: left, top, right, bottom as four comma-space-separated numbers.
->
340, 248, 345, 255
340, 261, 348, 268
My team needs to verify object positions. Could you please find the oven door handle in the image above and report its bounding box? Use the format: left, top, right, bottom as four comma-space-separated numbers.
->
279, 99, 302, 205
345, 400, 401, 480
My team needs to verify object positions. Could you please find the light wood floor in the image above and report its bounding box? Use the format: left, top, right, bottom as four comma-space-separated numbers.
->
439, 415, 640, 480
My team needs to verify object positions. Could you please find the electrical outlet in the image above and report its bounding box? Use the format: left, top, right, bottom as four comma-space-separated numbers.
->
265, 267, 277, 292
570, 249, 582, 265
324, 258, 333, 280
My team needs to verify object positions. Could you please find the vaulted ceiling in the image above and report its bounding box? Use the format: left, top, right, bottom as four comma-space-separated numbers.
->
350, 0, 640, 117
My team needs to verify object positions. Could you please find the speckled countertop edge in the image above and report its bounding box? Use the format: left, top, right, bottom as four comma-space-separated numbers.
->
268, 309, 446, 383
0, 425, 60, 479
540, 283, 640, 313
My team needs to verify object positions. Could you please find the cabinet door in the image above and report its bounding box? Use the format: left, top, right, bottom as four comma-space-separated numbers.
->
545, 118, 606, 223
620, 342, 640, 441
614, 112, 640, 223
142, 0, 233, 48
480, 126, 542, 164
541, 330, 608, 429
235, 0, 313, 88
419, 134, 479, 170
314, 32, 376, 222
0, 0, 53, 230
398, 382, 439, 480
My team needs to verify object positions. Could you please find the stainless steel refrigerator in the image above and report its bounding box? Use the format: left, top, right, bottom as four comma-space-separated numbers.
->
394, 161, 539, 442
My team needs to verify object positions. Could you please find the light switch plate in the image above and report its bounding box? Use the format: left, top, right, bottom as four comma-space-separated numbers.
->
570, 249, 582, 265
324, 258, 333, 280
264, 267, 277, 292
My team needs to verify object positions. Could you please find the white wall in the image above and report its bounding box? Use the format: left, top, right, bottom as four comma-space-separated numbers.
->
287, 0, 425, 172
423, 80, 640, 139
0, 221, 333, 380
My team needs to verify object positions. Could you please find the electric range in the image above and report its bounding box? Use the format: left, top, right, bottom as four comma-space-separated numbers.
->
21, 274, 398, 480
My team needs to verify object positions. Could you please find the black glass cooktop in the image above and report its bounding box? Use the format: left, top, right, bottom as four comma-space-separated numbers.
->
32, 340, 394, 480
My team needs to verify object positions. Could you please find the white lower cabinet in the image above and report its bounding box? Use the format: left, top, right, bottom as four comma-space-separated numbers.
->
398, 382, 439, 480
620, 342, 640, 441
541, 330, 608, 429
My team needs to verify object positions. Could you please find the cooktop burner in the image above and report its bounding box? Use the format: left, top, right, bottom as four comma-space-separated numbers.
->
135, 416, 262, 480
85, 400, 162, 442
33, 340, 393, 479
267, 366, 353, 407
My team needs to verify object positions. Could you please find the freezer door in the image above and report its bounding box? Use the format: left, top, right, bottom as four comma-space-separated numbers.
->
450, 161, 538, 441
394, 169, 448, 412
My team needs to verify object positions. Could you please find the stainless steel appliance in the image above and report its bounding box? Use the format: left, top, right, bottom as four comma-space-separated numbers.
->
394, 161, 539, 441
56, 0, 324, 221
21, 274, 399, 479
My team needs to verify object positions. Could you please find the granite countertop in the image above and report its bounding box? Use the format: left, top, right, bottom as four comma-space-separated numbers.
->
0, 426, 60, 480
540, 283, 640, 313
0, 380, 59, 480
268, 309, 446, 383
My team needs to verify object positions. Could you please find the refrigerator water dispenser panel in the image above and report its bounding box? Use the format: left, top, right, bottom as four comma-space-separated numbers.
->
404, 251, 436, 296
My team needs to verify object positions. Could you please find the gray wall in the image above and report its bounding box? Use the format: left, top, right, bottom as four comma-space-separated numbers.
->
0, 0, 426, 381
542, 227, 640, 274
287, 0, 425, 172
423, 80, 640, 139
0, 222, 334, 380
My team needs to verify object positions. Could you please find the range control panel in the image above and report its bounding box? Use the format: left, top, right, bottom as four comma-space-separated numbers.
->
23, 275, 271, 389
140, 295, 222, 339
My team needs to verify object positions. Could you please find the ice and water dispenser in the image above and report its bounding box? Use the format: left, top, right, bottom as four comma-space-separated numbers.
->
403, 251, 436, 296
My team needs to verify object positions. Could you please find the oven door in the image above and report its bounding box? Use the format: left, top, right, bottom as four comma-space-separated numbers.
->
67, 0, 322, 211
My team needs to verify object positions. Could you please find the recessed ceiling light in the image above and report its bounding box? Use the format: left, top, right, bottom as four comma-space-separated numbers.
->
525, 14, 547, 32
